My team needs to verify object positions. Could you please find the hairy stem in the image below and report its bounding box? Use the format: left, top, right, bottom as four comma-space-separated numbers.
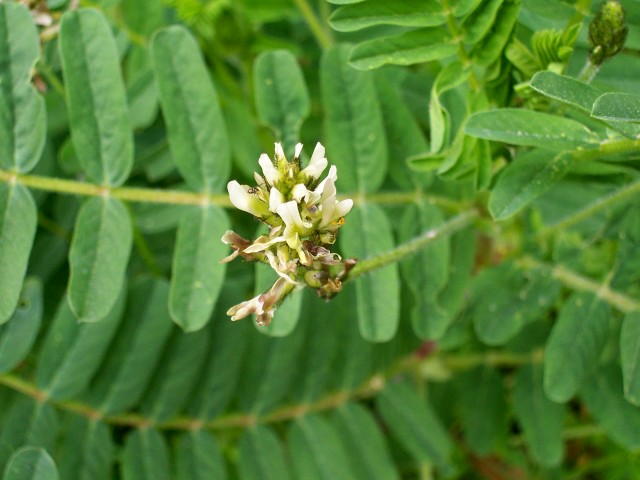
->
517, 256, 640, 313
349, 209, 480, 280
0, 170, 464, 209
538, 177, 640, 238
0, 346, 541, 431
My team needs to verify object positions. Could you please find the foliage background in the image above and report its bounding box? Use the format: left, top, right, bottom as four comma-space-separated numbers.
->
1, 0, 640, 478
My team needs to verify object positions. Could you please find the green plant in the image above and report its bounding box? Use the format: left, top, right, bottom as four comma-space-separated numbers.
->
1, 0, 640, 478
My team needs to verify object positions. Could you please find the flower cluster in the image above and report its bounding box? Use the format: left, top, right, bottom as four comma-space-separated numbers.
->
221, 142, 356, 326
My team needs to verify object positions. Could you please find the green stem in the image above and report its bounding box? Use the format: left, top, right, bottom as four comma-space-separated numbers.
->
517, 256, 640, 313
0, 346, 540, 431
292, 0, 334, 49
349, 209, 479, 280
538, 177, 640, 238
0, 170, 232, 207
0, 170, 465, 209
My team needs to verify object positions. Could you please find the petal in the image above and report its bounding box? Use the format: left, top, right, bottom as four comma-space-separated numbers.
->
300, 143, 328, 181
269, 186, 285, 213
259, 154, 280, 185
334, 198, 353, 218
294, 143, 303, 159
227, 295, 264, 320
291, 184, 309, 203
227, 181, 268, 217
243, 235, 286, 253
277, 201, 305, 230
314, 165, 337, 201
274, 142, 285, 161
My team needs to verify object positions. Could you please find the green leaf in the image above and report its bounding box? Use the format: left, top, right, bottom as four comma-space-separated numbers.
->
68, 197, 132, 323
489, 150, 573, 220
238, 426, 291, 480
452, 0, 484, 17
471, 0, 520, 66
0, 3, 46, 173
329, 0, 446, 32
0, 278, 42, 373
57, 417, 114, 480
530, 71, 601, 113
151, 26, 230, 192
321, 45, 387, 192
88, 278, 174, 415
121, 429, 170, 480
466, 108, 600, 150
237, 322, 307, 415
333, 403, 399, 480
399, 202, 451, 339
176, 431, 228, 480
457, 366, 506, 455
513, 364, 564, 467
621, 312, 640, 406
581, 364, 640, 449
427, 62, 468, 154
374, 75, 430, 189
342, 205, 400, 342
186, 292, 250, 420
139, 328, 211, 422
254, 50, 310, 153
349, 28, 456, 70
377, 381, 453, 466
0, 184, 37, 324
2, 447, 58, 480
544, 292, 610, 403
169, 205, 228, 331
59, 9, 133, 186
36, 289, 125, 400
592, 92, 640, 123
472, 262, 560, 345
288, 414, 355, 480
0, 398, 59, 472
462, 0, 503, 44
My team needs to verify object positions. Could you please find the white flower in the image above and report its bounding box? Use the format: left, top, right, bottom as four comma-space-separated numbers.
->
313, 165, 337, 202
274, 142, 285, 162
321, 198, 353, 229
300, 143, 328, 181
269, 187, 285, 213
294, 143, 303, 159
277, 201, 312, 249
227, 181, 269, 218
259, 154, 280, 186
291, 184, 309, 203
244, 234, 286, 254
227, 295, 264, 321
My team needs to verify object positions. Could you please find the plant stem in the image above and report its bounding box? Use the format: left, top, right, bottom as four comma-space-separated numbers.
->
0, 170, 464, 209
0, 346, 540, 431
538, 177, 640, 238
292, 0, 334, 49
517, 256, 640, 313
348, 209, 479, 280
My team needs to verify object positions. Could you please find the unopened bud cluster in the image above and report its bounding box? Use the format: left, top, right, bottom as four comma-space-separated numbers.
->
589, 0, 628, 65
221, 143, 355, 326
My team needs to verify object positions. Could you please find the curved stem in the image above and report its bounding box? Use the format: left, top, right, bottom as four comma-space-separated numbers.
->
348, 209, 480, 280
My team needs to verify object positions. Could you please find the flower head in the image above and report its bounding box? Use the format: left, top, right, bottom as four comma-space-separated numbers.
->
222, 142, 355, 326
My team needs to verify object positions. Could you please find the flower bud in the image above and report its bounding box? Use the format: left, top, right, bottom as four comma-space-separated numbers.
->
589, 0, 628, 65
